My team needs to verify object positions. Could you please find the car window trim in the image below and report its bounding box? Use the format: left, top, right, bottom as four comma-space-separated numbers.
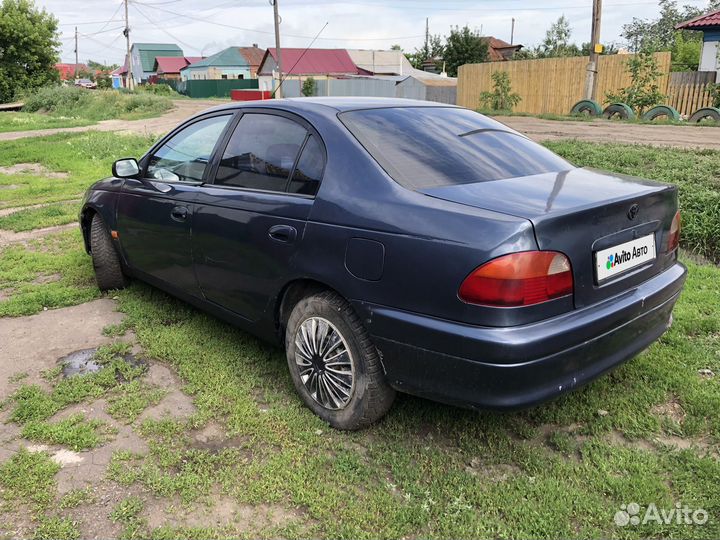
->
140, 111, 238, 185
207, 108, 326, 198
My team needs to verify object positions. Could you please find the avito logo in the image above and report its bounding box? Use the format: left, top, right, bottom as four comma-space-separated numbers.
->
607, 245, 649, 270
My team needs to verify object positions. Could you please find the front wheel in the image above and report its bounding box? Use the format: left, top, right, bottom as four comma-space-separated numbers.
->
90, 214, 128, 291
285, 291, 395, 430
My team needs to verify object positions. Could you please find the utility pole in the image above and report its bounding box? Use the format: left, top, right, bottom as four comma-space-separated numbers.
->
272, 0, 283, 98
124, 0, 134, 90
510, 18, 515, 45
425, 17, 429, 52
74, 27, 79, 78
584, 0, 602, 100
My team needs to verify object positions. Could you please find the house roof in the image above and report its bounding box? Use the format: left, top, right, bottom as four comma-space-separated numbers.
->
187, 46, 264, 69
131, 43, 183, 72
346, 49, 411, 75
260, 48, 360, 75
484, 37, 523, 62
55, 63, 89, 79
154, 56, 203, 74
676, 9, 720, 30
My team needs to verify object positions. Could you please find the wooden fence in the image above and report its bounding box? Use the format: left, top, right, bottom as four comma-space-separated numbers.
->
457, 52, 672, 115
666, 71, 716, 117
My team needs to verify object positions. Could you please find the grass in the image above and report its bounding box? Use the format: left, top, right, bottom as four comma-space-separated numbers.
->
0, 131, 154, 210
0, 112, 92, 134
547, 141, 720, 263
0, 201, 80, 231
0, 229, 100, 316
21, 414, 109, 451
19, 85, 174, 125
0, 134, 718, 538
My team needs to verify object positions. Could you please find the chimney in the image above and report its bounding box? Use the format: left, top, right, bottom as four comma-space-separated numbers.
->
253, 43, 258, 48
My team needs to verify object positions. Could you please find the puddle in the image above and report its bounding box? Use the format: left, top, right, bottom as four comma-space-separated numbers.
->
58, 348, 147, 379
59, 348, 102, 377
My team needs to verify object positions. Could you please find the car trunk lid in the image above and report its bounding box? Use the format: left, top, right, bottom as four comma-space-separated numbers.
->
420, 167, 678, 308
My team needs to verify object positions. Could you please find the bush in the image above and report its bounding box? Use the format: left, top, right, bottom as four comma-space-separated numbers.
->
21, 85, 173, 121
139, 83, 175, 96
606, 50, 665, 115
479, 71, 521, 112
301, 77, 316, 97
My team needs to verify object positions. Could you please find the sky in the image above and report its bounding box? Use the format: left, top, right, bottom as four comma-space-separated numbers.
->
42, 0, 715, 66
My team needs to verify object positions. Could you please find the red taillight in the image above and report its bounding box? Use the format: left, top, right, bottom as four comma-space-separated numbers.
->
667, 211, 681, 252
459, 251, 573, 307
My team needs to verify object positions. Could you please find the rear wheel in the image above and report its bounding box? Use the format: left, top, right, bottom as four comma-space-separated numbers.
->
285, 291, 395, 430
90, 213, 128, 291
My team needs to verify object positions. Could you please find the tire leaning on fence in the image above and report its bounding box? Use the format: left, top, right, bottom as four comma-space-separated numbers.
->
570, 100, 603, 116
603, 103, 636, 120
688, 107, 720, 124
641, 105, 681, 122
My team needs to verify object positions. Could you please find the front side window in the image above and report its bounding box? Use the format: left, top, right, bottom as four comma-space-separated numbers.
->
147, 115, 231, 183
340, 107, 572, 190
214, 113, 309, 192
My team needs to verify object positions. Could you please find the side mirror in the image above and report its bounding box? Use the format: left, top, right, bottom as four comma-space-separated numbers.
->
112, 158, 140, 178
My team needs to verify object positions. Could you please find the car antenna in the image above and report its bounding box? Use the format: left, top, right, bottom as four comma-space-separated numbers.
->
271, 21, 329, 99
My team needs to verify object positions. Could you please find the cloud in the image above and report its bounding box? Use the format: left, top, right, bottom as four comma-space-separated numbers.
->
42, 0, 711, 64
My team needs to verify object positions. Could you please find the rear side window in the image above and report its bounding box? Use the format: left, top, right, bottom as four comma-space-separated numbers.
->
340, 107, 571, 190
288, 135, 324, 196
214, 113, 308, 192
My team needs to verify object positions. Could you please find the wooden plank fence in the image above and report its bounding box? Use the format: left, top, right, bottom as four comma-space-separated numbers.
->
666, 71, 716, 118
457, 53, 673, 115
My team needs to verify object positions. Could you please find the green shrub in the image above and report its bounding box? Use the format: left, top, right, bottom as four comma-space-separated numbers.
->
479, 71, 521, 112
21, 85, 173, 121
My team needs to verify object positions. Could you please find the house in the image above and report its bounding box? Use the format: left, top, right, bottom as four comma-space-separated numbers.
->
55, 63, 89, 80
484, 37, 523, 61
130, 43, 183, 84
257, 48, 363, 91
676, 9, 720, 81
111, 65, 126, 89
346, 49, 412, 75
180, 46, 264, 81
153, 56, 203, 81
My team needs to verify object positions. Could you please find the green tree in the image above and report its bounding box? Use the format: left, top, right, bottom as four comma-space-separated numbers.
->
479, 71, 521, 111
606, 50, 665, 114
539, 15, 581, 57
407, 33, 444, 69
621, 0, 720, 54
443, 25, 488, 77
670, 32, 702, 71
0, 0, 60, 103
390, 44, 402, 51
301, 76, 316, 97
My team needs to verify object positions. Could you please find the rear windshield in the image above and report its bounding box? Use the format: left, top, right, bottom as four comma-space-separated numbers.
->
340, 107, 572, 190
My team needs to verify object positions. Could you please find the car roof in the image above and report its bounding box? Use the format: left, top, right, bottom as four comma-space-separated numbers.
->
203, 96, 459, 115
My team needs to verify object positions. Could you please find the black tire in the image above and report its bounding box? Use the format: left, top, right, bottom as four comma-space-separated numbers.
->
688, 107, 720, 124
285, 290, 395, 430
603, 103, 635, 120
90, 213, 128, 291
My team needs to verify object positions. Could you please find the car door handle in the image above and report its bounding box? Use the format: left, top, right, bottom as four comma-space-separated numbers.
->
268, 224, 297, 243
170, 206, 188, 222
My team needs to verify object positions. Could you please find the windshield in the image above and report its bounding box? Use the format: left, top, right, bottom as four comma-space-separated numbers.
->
340, 107, 572, 190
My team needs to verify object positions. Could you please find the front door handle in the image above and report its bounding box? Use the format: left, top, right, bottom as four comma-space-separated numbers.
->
268, 224, 297, 243
170, 206, 188, 222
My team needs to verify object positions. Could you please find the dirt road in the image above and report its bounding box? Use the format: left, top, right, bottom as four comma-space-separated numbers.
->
0, 99, 223, 141
497, 115, 720, 150
2, 99, 719, 149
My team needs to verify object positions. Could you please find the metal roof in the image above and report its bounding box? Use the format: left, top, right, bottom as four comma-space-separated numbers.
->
676, 9, 720, 29
154, 56, 203, 74
187, 46, 264, 69
131, 43, 183, 72
261, 48, 361, 75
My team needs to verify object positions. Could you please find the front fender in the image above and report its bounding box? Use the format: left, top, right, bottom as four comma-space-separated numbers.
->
79, 178, 124, 253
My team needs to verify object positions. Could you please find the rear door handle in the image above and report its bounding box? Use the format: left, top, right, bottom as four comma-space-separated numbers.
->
268, 224, 297, 243
170, 206, 188, 222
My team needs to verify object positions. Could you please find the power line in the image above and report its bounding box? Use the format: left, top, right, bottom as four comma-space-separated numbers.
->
130, 2, 203, 53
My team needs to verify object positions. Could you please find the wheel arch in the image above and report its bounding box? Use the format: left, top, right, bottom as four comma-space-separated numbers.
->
275, 278, 347, 339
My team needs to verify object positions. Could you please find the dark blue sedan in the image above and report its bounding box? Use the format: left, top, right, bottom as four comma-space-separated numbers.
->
80, 98, 686, 429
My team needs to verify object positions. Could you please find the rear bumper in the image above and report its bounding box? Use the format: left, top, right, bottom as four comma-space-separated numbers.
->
354, 262, 687, 410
